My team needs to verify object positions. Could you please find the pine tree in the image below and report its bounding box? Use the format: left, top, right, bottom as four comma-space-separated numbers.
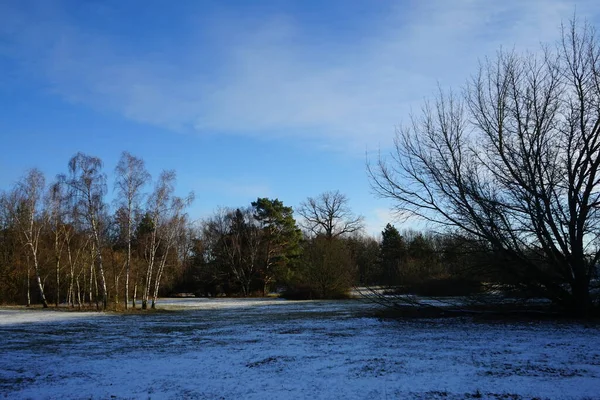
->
379, 224, 405, 285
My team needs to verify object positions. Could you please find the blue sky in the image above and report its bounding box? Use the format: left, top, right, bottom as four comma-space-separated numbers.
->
1, 0, 599, 236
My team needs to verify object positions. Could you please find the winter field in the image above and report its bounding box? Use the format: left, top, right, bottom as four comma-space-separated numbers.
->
1, 298, 600, 400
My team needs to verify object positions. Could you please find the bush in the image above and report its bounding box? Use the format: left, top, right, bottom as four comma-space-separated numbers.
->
280, 285, 315, 300
283, 237, 355, 299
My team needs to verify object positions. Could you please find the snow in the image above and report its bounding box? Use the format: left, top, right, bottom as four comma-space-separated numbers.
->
0, 309, 101, 326
1, 298, 599, 399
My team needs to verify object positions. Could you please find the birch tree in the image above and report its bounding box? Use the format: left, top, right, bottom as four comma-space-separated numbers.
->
141, 170, 175, 309
47, 181, 66, 307
10, 169, 49, 307
64, 221, 89, 309
61, 153, 109, 310
114, 151, 150, 309
150, 195, 193, 308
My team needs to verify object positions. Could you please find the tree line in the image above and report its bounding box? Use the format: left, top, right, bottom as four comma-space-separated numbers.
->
0, 152, 193, 310
1, 153, 491, 309
158, 192, 502, 301
1, 149, 588, 315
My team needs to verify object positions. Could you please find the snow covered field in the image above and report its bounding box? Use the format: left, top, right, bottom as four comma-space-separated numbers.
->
1, 298, 599, 399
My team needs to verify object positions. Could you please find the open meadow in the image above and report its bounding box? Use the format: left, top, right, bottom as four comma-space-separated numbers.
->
1, 298, 600, 399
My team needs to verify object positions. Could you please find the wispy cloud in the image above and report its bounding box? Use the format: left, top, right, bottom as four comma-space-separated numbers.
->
365, 205, 443, 237
363, 207, 396, 238
1, 0, 597, 149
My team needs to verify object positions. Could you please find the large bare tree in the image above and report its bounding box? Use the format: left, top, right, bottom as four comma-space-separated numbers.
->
298, 190, 364, 239
114, 151, 150, 309
369, 20, 600, 317
61, 153, 109, 310
201, 207, 263, 296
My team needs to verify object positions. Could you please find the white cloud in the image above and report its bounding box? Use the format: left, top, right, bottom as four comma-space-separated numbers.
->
1, 0, 598, 150
362, 207, 395, 238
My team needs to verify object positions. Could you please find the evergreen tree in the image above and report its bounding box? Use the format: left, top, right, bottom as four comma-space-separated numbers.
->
252, 198, 302, 294
379, 224, 405, 285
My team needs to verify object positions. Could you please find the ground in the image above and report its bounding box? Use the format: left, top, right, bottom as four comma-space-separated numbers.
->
1, 298, 599, 399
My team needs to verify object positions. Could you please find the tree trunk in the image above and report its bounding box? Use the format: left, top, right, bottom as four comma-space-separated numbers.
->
114, 274, 119, 310
125, 239, 131, 310
28, 247, 48, 308
55, 231, 61, 307
82, 260, 86, 305
263, 277, 273, 297
26, 260, 31, 307
68, 247, 75, 308
242, 280, 251, 297
142, 236, 157, 310
132, 283, 137, 309
93, 264, 99, 310
92, 229, 108, 310
572, 277, 591, 318
56, 263, 60, 307
151, 250, 170, 309
97, 254, 107, 310
76, 278, 82, 310
34, 270, 48, 308
88, 246, 94, 306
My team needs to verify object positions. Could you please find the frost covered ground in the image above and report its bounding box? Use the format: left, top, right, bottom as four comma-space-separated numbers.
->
1, 298, 600, 399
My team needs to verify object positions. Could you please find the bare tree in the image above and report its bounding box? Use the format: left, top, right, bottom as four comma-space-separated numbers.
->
150, 197, 192, 309
298, 190, 364, 239
0, 190, 24, 305
199, 208, 230, 294
60, 153, 109, 310
141, 170, 175, 309
114, 151, 150, 309
369, 20, 600, 317
64, 221, 89, 309
202, 207, 263, 296
228, 208, 262, 297
9, 169, 49, 308
46, 180, 66, 307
